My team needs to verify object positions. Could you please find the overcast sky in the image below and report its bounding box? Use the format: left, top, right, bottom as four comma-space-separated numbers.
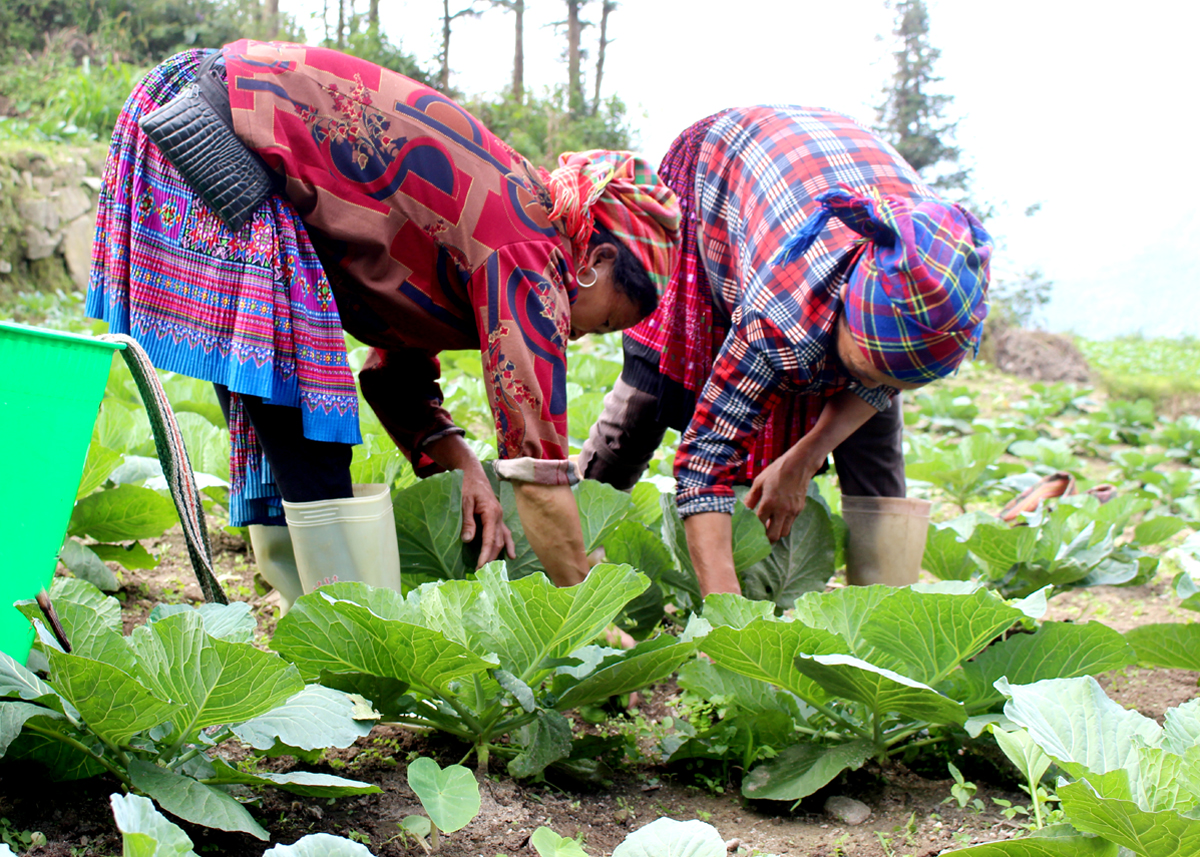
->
286, 0, 1200, 339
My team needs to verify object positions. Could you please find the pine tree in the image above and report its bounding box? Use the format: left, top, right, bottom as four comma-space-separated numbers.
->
875, 0, 969, 195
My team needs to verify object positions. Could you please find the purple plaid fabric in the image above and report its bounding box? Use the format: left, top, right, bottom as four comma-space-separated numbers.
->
778, 187, 993, 384
674, 106, 937, 518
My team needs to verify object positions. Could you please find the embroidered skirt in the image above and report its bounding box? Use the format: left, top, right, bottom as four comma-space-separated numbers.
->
86, 50, 361, 526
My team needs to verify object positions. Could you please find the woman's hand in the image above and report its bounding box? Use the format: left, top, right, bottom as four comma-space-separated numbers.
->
745, 442, 823, 542
424, 433, 516, 568
460, 465, 516, 568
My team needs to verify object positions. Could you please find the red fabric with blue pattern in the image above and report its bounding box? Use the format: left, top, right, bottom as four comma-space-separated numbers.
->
224, 40, 580, 480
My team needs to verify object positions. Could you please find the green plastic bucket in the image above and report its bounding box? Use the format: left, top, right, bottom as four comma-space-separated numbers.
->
0, 321, 125, 662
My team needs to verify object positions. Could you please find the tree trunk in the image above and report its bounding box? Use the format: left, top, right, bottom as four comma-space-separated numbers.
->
440, 0, 453, 90
513, 0, 525, 100
591, 1, 614, 115
263, 0, 279, 39
336, 0, 346, 48
565, 0, 585, 116
369, 0, 379, 32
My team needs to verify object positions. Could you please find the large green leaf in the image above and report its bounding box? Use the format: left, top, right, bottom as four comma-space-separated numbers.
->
272, 590, 493, 693
468, 563, 647, 681
68, 483, 179, 542
702, 619, 849, 705
127, 611, 304, 741
89, 540, 160, 571
791, 586, 896, 656
76, 441, 124, 499
741, 738, 875, 800
676, 657, 798, 718
923, 523, 977, 581
207, 757, 381, 797
0, 651, 63, 710
730, 499, 773, 571
741, 492, 834, 609
392, 471, 476, 579
231, 685, 375, 752
630, 482, 663, 527
58, 539, 120, 592
959, 622, 1135, 710
1163, 699, 1200, 756
1126, 623, 1200, 670
1059, 776, 1200, 857
1134, 515, 1185, 547
508, 710, 573, 779
969, 523, 1038, 580
939, 825, 1118, 856
793, 653, 967, 725
0, 701, 63, 754
860, 588, 1024, 686
603, 521, 678, 637
611, 817, 725, 857
110, 793, 198, 857
406, 757, 481, 834
701, 593, 776, 629
49, 577, 123, 637
262, 834, 376, 856
554, 636, 693, 710
172, 412, 230, 481
999, 677, 1162, 777
47, 650, 180, 747
147, 602, 256, 644
5, 717, 105, 780
575, 479, 638, 553
129, 760, 268, 840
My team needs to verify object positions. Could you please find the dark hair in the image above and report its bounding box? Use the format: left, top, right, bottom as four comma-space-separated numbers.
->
589, 225, 658, 318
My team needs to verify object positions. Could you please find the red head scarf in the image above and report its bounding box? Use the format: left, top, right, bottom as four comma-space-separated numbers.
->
546, 150, 681, 295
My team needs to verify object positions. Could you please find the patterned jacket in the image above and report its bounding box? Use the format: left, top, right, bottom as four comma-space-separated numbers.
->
673, 106, 936, 516
224, 40, 578, 482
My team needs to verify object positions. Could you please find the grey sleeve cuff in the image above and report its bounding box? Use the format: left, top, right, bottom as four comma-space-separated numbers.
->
849, 381, 896, 412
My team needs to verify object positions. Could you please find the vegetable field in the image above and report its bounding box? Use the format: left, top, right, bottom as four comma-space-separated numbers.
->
3, 334, 1199, 857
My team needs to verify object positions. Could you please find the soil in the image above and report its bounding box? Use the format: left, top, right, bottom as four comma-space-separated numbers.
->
990, 327, 1092, 384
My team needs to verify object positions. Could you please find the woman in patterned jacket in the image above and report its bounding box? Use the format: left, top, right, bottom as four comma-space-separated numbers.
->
579, 106, 991, 598
88, 41, 680, 602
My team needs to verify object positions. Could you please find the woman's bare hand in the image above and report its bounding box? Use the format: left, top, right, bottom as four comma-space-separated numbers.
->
460, 467, 516, 567
745, 444, 820, 542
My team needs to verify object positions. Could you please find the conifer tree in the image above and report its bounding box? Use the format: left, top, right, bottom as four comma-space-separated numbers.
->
875, 0, 969, 194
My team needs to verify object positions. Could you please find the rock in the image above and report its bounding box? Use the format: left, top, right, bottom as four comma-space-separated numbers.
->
17, 196, 60, 232
61, 213, 97, 288
23, 225, 62, 260
725, 838, 741, 852
611, 808, 630, 825
83, 176, 103, 192
823, 795, 872, 825
53, 185, 92, 223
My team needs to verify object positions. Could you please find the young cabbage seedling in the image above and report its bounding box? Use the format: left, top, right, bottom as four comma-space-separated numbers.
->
404, 757, 481, 852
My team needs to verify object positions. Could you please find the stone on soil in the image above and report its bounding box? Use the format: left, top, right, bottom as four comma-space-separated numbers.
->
823, 795, 871, 825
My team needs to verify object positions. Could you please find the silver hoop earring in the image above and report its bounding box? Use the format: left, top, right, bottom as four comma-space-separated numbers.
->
577, 268, 597, 288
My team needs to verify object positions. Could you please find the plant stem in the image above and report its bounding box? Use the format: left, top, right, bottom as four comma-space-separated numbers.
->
23, 721, 133, 789
807, 700, 872, 743
430, 820, 440, 852
888, 735, 948, 754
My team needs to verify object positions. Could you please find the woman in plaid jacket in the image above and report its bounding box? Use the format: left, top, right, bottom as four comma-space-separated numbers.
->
579, 106, 992, 597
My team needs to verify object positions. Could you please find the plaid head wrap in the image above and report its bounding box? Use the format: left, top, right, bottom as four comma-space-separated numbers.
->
546, 150, 682, 295
775, 186, 993, 384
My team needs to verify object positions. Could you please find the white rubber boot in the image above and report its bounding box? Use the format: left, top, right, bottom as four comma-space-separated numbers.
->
281, 484, 402, 594
248, 524, 304, 615
841, 496, 933, 587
